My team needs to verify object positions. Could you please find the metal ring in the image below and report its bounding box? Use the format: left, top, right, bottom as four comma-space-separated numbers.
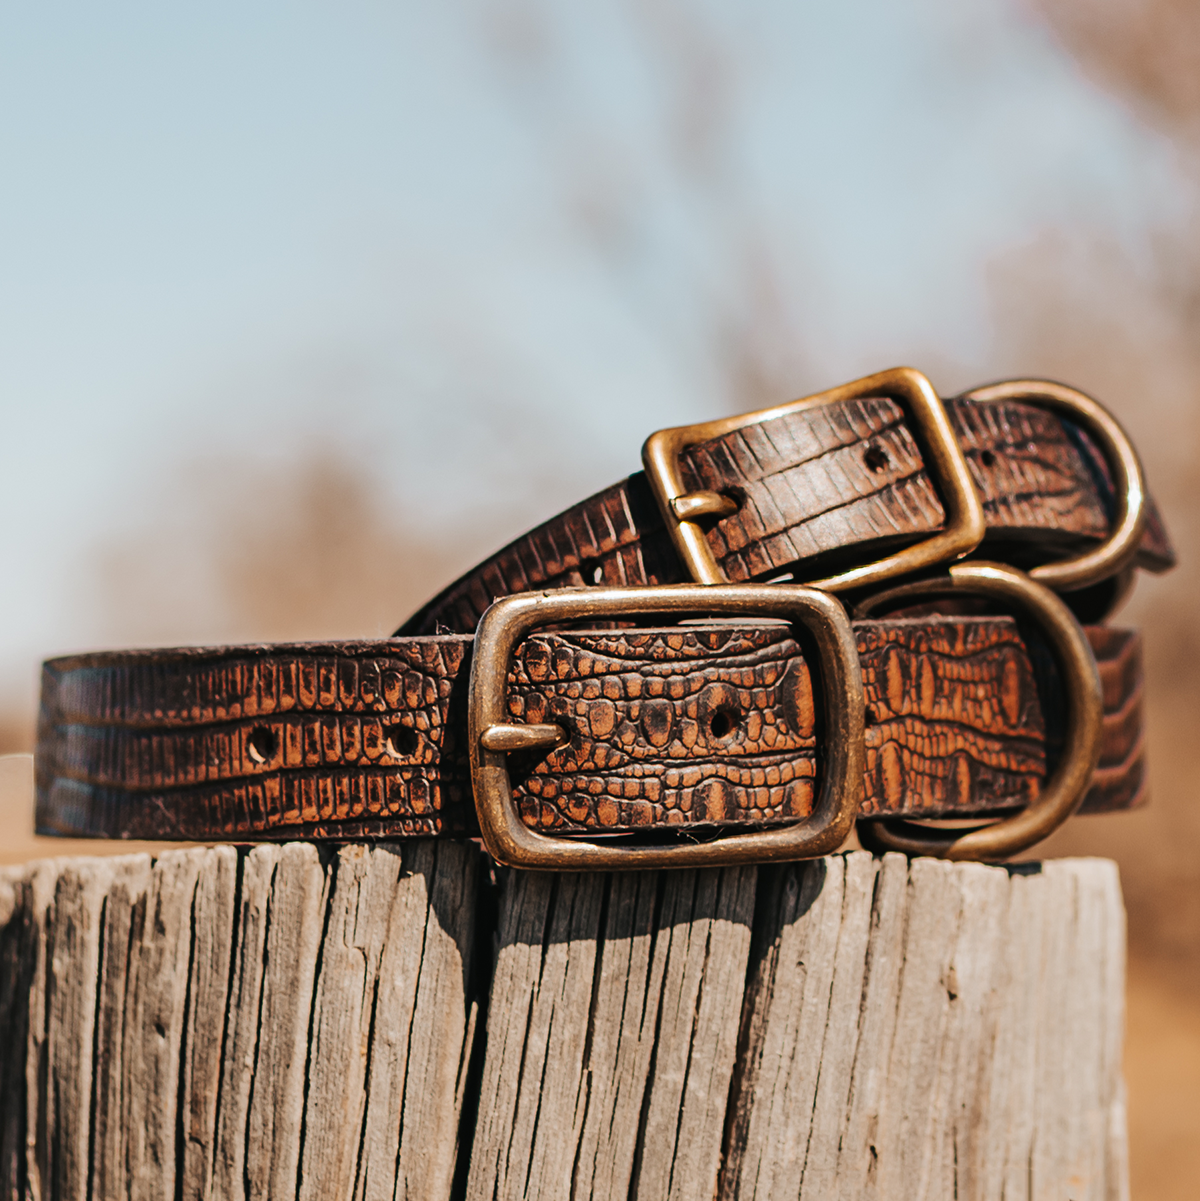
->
960, 379, 1147, 592
853, 561, 1103, 861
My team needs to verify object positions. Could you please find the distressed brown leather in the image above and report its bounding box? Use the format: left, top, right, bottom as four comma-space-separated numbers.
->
32, 381, 1173, 850
398, 395, 1174, 637
34, 620, 1144, 843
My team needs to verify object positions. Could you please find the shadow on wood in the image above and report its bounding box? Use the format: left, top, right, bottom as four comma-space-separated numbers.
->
0, 847, 1126, 1200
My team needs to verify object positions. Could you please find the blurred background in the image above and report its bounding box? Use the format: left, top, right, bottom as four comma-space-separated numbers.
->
0, 2, 1196, 1194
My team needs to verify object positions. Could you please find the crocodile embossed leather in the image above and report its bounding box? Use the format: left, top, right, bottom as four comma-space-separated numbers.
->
33, 370, 1175, 862
398, 387, 1173, 638
37, 619, 1143, 843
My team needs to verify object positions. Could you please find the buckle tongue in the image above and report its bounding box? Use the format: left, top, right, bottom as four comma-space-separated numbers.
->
467, 583, 865, 871
642, 366, 986, 592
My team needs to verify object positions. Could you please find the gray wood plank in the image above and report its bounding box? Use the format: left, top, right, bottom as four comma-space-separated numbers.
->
21, 859, 61, 1201
831, 850, 911, 1199
936, 862, 1008, 1200
210, 844, 278, 1200
0, 864, 34, 1200
1031, 860, 1076, 1198
300, 841, 480, 1201
633, 866, 755, 1201
210, 842, 328, 1201
1037, 858, 1127, 1201
245, 843, 328, 1201
570, 871, 663, 1201
912, 861, 1004, 1200
796, 851, 880, 1196
44, 856, 149, 1201
299, 843, 400, 1201
384, 840, 481, 1201
0, 846, 1131, 1201
875, 856, 966, 1195
466, 865, 756, 1201
1093, 861, 1129, 1201
466, 870, 607, 1201
721, 853, 880, 1200
180, 845, 239, 1201
723, 854, 1130, 1201
91, 854, 153, 1201
124, 849, 210, 1201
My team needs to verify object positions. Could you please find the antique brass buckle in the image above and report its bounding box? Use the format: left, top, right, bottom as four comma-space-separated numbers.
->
960, 379, 1147, 591
642, 366, 987, 592
467, 583, 865, 871
853, 561, 1103, 861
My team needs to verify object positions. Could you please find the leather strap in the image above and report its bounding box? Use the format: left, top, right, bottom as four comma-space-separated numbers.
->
398, 395, 1174, 637
32, 381, 1171, 851
35, 619, 1144, 843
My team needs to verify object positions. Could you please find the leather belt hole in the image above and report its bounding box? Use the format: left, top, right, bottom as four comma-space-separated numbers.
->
385, 723, 419, 757
864, 445, 890, 473
980, 449, 996, 467
708, 707, 740, 740
247, 726, 278, 764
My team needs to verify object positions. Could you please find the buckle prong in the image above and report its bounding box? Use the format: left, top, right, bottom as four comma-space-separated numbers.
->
671, 490, 740, 522
478, 723, 568, 754
468, 583, 865, 871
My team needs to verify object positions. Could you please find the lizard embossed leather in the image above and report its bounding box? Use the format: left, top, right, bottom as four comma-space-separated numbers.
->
37, 619, 1144, 843
34, 369, 1175, 863
398, 387, 1172, 637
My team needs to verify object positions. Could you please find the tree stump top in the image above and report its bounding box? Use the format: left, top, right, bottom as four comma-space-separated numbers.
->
0, 845, 1127, 1200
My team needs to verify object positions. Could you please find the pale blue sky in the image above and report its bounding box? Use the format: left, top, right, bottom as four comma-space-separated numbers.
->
0, 1, 1180, 703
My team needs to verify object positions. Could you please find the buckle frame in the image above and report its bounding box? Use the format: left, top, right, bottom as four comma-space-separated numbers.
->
642, 366, 986, 592
467, 583, 865, 871
853, 561, 1104, 861
960, 379, 1147, 592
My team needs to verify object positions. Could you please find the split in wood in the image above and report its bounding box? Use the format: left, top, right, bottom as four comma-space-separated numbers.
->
0, 846, 1128, 1200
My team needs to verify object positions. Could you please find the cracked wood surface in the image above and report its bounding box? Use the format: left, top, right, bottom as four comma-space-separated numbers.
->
0, 846, 1127, 1200
0, 842, 479, 1201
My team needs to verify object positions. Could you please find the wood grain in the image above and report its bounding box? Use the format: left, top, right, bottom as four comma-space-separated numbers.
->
0, 846, 1128, 1200
721, 854, 1128, 1201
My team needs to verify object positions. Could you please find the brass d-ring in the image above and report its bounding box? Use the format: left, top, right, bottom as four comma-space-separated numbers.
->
961, 379, 1147, 592
853, 561, 1103, 861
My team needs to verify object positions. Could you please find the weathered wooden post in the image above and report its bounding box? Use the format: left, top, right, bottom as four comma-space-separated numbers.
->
8, 366, 1163, 1198
0, 846, 1128, 1200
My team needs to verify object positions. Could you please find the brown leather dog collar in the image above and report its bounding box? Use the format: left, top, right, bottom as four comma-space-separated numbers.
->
33, 370, 1173, 864
38, 611, 1140, 841
399, 370, 1173, 637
